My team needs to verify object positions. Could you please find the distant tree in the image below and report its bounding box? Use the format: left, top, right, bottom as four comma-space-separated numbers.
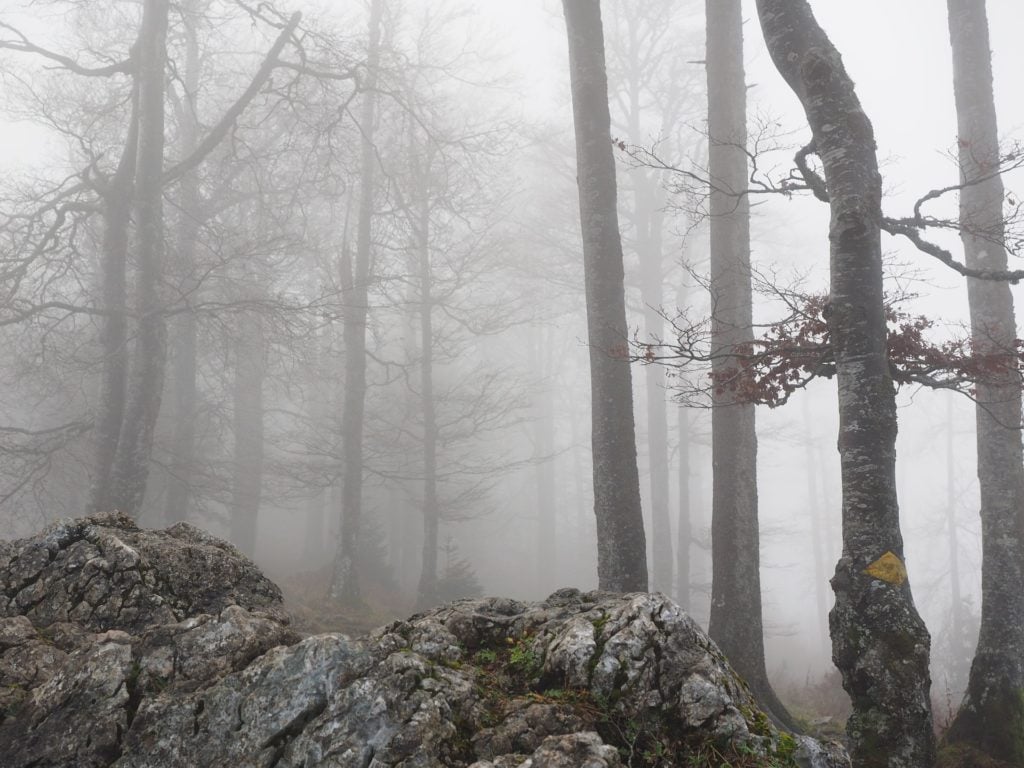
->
562, 0, 647, 593
943, 2, 1024, 763
331, 0, 384, 607
705, 0, 793, 731
755, 1, 935, 764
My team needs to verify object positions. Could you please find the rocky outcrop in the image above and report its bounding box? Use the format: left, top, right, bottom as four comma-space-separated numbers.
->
0, 513, 849, 767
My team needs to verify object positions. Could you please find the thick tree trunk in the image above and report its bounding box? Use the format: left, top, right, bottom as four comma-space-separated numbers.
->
562, 0, 647, 593
756, 2, 935, 765
108, 0, 170, 519
705, 0, 792, 730
331, 0, 382, 604
88, 95, 138, 515
229, 314, 265, 558
944, 2, 1024, 762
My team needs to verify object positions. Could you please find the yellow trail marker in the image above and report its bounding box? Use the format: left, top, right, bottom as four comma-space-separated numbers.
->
864, 551, 907, 586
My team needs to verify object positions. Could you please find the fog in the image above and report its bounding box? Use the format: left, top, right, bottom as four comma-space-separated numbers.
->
2, 0, 1023, 723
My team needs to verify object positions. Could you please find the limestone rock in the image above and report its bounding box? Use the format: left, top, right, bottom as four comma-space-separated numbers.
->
0, 514, 850, 767
0, 511, 286, 634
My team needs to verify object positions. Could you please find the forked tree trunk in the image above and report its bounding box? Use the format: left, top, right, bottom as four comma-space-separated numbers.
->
108, 0, 170, 518
756, 2, 934, 765
562, 0, 647, 593
705, 0, 793, 731
944, 2, 1024, 762
331, 0, 383, 604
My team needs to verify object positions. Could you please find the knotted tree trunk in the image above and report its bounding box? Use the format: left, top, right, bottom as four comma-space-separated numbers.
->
756, 2, 934, 765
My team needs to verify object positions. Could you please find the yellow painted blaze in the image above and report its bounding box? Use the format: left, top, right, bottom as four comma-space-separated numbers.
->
864, 551, 907, 586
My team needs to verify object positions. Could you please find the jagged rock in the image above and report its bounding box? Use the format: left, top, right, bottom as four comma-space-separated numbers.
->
0, 510, 286, 634
0, 514, 850, 767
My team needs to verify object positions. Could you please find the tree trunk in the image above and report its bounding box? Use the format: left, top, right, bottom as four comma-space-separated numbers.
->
108, 0, 170, 519
331, 0, 382, 604
87, 92, 138, 515
756, 2, 935, 764
705, 0, 793, 730
415, 162, 439, 609
640, 194, 672, 594
676, 403, 691, 611
562, 0, 647, 593
803, 399, 831, 663
163, 3, 201, 526
534, 328, 558, 594
944, 2, 1024, 761
229, 313, 265, 557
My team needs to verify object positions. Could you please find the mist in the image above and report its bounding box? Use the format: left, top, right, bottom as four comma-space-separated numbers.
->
2, 1, 1024, 761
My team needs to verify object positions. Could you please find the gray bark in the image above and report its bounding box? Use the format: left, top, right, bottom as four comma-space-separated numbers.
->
562, 0, 647, 593
944, 2, 1024, 761
756, 2, 935, 765
163, 2, 202, 526
532, 328, 558, 593
676, 403, 691, 611
331, 0, 383, 605
87, 90, 138, 515
414, 150, 439, 609
706, 0, 792, 730
108, 0, 170, 519
229, 313, 265, 558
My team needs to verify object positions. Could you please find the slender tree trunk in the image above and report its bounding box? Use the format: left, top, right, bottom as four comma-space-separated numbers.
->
164, 4, 201, 526
803, 398, 831, 662
331, 0, 382, 604
533, 327, 558, 593
676, 403, 691, 610
757, 2, 934, 764
562, 0, 647, 593
706, 0, 792, 730
944, 2, 1024, 761
415, 169, 439, 609
108, 0, 170, 519
641, 195, 672, 593
88, 93, 138, 514
229, 314, 265, 557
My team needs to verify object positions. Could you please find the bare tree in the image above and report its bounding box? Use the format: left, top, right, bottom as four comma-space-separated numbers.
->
562, 0, 646, 592
331, 0, 384, 606
705, 0, 793, 731
943, 1, 1024, 763
755, 1, 935, 765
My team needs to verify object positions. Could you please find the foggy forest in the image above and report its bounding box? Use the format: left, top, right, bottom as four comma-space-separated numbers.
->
1, 0, 1023, 766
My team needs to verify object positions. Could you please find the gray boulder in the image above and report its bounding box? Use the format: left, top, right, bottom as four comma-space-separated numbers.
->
0, 514, 849, 767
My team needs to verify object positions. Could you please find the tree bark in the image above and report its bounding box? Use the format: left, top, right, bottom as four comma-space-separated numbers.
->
414, 151, 439, 608
705, 0, 792, 730
562, 0, 647, 593
944, 2, 1024, 762
676, 403, 691, 610
229, 313, 265, 557
331, 0, 383, 604
108, 0, 170, 519
87, 89, 138, 515
756, 2, 935, 765
163, 1, 202, 526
